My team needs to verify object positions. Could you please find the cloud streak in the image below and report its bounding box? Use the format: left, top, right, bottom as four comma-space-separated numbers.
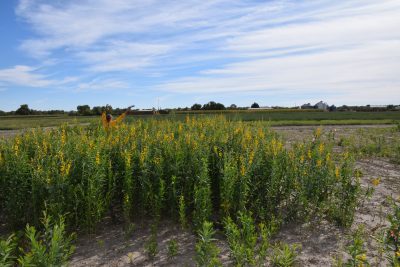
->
9, 0, 400, 105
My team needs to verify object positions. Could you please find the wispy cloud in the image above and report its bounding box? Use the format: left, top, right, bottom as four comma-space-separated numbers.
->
0, 65, 78, 88
0, 65, 54, 87
73, 78, 129, 92
10, 0, 400, 105
78, 41, 173, 72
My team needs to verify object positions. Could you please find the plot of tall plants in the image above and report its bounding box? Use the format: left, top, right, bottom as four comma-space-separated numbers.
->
0, 117, 360, 232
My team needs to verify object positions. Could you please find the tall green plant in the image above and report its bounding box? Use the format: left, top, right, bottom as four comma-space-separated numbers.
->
195, 221, 222, 267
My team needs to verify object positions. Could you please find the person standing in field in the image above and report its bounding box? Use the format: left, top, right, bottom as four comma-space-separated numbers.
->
101, 105, 134, 130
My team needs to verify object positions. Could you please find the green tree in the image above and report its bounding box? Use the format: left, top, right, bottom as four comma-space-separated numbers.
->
77, 105, 91, 115
16, 104, 31, 115
191, 103, 202, 110
202, 101, 225, 110
91, 106, 103, 115
251, 102, 260, 108
229, 104, 237, 110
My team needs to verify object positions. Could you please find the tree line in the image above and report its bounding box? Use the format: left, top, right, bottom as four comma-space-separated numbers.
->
0, 103, 398, 116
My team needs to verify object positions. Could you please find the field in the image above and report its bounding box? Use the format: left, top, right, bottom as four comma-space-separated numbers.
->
0, 110, 399, 130
1, 115, 400, 266
0, 115, 97, 130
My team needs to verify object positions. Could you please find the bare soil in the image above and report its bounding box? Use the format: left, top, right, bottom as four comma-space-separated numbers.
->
68, 125, 400, 267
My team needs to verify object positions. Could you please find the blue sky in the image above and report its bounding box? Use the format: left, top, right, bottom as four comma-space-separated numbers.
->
0, 0, 399, 111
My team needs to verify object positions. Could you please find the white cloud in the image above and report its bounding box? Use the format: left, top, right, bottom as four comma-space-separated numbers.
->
12, 0, 400, 104
74, 78, 129, 92
0, 65, 53, 87
158, 40, 400, 104
78, 41, 173, 72
0, 65, 78, 88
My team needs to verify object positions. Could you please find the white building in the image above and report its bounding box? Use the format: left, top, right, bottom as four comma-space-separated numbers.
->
315, 101, 329, 110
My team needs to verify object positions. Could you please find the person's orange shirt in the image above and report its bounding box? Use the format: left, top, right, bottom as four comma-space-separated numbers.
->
101, 112, 127, 129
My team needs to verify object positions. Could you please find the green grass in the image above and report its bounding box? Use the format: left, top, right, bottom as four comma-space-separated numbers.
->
0, 111, 398, 130
0, 115, 97, 130
173, 111, 400, 121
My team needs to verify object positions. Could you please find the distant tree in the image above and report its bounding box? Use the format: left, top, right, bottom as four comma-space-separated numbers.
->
16, 104, 31, 115
114, 108, 123, 115
202, 101, 225, 110
251, 102, 260, 108
191, 103, 202, 110
91, 106, 103, 115
77, 105, 91, 115
329, 105, 337, 112
0, 110, 5, 116
229, 104, 237, 110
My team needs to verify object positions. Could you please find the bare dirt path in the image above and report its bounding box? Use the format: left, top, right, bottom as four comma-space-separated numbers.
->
0, 124, 394, 139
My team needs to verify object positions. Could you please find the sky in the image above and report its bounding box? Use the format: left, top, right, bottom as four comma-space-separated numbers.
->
0, 0, 399, 111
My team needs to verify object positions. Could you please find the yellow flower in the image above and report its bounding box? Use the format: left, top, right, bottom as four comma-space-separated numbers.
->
396, 250, 400, 257
61, 129, 66, 145
307, 149, 312, 159
240, 164, 246, 176
300, 155, 304, 163
318, 143, 324, 154
60, 161, 71, 176
316, 159, 322, 167
356, 254, 367, 262
326, 153, 331, 162
371, 177, 381, 186
335, 167, 340, 179
249, 150, 255, 165
13, 137, 20, 155
315, 127, 322, 138
96, 152, 101, 165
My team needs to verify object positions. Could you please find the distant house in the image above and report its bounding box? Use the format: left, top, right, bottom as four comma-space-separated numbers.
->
315, 101, 329, 110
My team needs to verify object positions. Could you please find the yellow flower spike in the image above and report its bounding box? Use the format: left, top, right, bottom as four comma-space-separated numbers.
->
307, 149, 312, 159
61, 129, 66, 145
395, 250, 400, 257
356, 254, 367, 262
240, 164, 246, 176
316, 159, 322, 167
300, 155, 304, 163
249, 150, 255, 165
65, 161, 71, 176
335, 167, 340, 179
371, 177, 381, 186
326, 153, 331, 162
315, 127, 322, 138
95, 152, 101, 165
318, 143, 324, 154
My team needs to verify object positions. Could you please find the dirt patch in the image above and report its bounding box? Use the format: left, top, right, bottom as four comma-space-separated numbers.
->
70, 220, 231, 267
